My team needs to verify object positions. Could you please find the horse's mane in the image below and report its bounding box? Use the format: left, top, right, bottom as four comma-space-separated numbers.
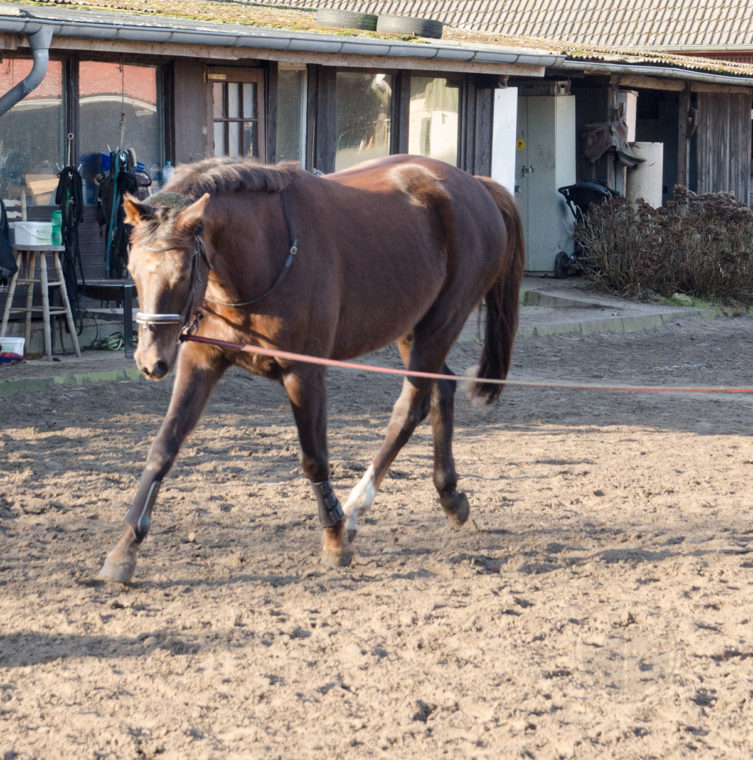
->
170, 157, 300, 198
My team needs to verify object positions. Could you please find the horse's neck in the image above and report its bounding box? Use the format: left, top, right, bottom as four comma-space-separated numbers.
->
203, 193, 284, 303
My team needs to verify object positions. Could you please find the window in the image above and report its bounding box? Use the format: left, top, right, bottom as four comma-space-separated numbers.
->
335, 72, 393, 171
78, 61, 161, 203
210, 69, 265, 159
0, 57, 64, 206
408, 76, 460, 166
276, 64, 307, 163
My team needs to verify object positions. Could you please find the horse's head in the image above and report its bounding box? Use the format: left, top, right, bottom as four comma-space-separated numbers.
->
123, 192, 210, 379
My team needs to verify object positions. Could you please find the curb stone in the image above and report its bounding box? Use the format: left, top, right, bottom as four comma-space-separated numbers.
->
0, 366, 144, 397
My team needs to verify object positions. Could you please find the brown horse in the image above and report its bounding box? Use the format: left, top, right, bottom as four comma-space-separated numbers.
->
98, 154, 525, 582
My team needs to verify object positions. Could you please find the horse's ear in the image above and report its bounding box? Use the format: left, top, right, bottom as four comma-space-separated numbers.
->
122, 194, 154, 226
175, 193, 210, 234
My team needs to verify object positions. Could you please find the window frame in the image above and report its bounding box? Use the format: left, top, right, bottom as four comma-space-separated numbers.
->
307, 66, 473, 174
206, 66, 266, 161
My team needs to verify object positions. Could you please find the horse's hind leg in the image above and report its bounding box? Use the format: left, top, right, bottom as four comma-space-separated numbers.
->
429, 369, 469, 526
343, 364, 466, 539
99, 354, 226, 582
344, 328, 469, 539
343, 335, 440, 539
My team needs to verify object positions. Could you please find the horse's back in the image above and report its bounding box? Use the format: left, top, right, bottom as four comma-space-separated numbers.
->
323, 154, 505, 250
329, 155, 508, 288
309, 156, 509, 332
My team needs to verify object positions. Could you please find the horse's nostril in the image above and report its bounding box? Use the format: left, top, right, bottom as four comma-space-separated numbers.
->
151, 360, 168, 378
141, 360, 168, 379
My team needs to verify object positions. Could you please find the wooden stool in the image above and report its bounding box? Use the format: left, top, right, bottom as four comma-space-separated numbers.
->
0, 244, 81, 360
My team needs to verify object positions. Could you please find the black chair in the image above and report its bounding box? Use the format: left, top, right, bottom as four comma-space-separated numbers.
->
555, 181, 619, 278
78, 279, 136, 358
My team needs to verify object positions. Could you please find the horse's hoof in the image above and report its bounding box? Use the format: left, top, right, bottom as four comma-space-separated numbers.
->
441, 491, 470, 527
97, 556, 136, 583
321, 545, 354, 568
346, 527, 358, 544
98, 542, 138, 583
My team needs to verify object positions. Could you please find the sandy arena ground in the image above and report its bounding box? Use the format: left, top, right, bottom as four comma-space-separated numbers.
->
2, 315, 753, 759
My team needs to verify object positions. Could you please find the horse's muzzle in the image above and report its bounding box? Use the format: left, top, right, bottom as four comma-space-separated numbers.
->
140, 359, 170, 380
135, 334, 178, 380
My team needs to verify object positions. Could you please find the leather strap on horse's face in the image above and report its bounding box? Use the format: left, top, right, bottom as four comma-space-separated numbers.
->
136, 188, 298, 332
134, 192, 211, 332
135, 233, 209, 331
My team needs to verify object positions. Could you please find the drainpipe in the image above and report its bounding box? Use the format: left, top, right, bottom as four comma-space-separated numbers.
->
0, 25, 54, 118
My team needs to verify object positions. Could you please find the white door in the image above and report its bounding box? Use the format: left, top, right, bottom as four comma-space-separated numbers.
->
515, 95, 576, 274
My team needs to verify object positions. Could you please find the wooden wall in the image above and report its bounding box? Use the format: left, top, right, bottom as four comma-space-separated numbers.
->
695, 90, 752, 205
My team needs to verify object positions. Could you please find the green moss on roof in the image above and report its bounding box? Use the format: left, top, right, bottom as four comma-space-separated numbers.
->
15, 0, 753, 77
26, 0, 322, 30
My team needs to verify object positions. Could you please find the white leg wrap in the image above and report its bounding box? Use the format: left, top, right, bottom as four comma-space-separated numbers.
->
343, 465, 377, 534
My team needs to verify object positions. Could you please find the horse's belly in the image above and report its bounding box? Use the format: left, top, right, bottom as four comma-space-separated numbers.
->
334, 261, 445, 358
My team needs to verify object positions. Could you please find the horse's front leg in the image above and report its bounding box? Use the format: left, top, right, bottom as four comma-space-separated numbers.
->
283, 365, 350, 565
99, 353, 227, 582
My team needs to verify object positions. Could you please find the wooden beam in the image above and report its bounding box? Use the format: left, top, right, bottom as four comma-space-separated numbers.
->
677, 86, 690, 188
612, 74, 686, 92
690, 81, 753, 94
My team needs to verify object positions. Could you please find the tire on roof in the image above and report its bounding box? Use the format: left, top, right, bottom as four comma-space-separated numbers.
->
315, 9, 378, 31
376, 14, 443, 39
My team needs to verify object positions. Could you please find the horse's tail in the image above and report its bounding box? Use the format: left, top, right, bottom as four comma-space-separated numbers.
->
470, 176, 526, 405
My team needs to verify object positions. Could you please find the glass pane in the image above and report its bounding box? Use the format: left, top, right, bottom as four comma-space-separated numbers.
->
213, 122, 225, 156
243, 121, 257, 158
213, 82, 224, 119
0, 58, 64, 206
243, 83, 256, 119
335, 72, 392, 172
408, 77, 460, 166
78, 61, 160, 203
228, 83, 241, 119
276, 67, 306, 163
228, 121, 241, 156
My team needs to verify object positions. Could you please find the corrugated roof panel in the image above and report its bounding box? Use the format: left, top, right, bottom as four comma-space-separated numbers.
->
718, 4, 736, 45
633, 3, 657, 46
289, 0, 753, 48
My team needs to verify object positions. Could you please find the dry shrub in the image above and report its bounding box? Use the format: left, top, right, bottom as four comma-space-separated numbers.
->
573, 186, 753, 305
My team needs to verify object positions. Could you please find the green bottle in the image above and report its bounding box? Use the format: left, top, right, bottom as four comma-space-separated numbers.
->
51, 209, 62, 246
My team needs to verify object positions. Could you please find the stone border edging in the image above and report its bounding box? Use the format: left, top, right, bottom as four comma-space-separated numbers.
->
0, 365, 144, 397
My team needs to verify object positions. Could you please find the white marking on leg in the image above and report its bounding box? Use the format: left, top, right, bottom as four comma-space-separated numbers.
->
343, 465, 376, 535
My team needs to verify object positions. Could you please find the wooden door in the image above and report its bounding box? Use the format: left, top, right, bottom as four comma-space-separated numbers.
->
208, 69, 265, 160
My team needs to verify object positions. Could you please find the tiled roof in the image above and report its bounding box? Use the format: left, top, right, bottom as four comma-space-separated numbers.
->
12, 0, 753, 79
260, 0, 753, 50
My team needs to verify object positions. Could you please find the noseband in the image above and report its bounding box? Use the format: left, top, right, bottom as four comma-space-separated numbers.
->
134, 233, 210, 330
